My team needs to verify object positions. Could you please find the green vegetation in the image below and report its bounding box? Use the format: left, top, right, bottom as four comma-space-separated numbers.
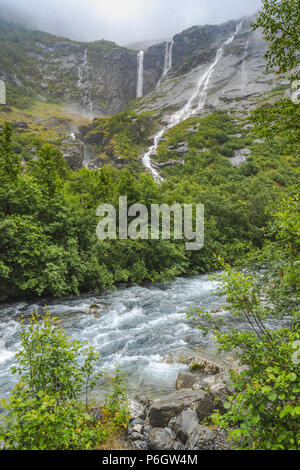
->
189, 195, 299, 449
79, 110, 155, 162
0, 313, 129, 450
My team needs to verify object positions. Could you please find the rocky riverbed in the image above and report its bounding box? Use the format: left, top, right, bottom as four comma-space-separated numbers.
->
127, 348, 238, 450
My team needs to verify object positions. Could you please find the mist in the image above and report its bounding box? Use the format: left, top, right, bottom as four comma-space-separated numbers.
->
0, 0, 262, 45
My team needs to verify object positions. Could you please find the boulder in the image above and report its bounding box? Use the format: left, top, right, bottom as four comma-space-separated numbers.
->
129, 399, 147, 421
185, 425, 218, 450
130, 431, 144, 441
148, 428, 176, 451
169, 409, 199, 444
148, 389, 214, 427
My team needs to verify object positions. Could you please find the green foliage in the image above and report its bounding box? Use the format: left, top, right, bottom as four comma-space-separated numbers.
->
252, 0, 300, 81
0, 313, 104, 450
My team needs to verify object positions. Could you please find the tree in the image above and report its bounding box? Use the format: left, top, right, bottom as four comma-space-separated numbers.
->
253, 0, 300, 81
0, 313, 104, 450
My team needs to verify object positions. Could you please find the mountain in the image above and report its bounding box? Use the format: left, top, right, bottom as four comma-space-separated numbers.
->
0, 16, 288, 172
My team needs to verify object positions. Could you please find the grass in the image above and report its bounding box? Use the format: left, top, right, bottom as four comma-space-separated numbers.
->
0, 101, 90, 139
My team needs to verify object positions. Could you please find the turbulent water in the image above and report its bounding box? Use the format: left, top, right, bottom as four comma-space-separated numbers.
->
0, 275, 228, 402
136, 51, 144, 98
142, 21, 244, 181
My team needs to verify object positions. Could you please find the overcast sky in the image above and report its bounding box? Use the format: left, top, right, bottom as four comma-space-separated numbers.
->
0, 0, 262, 45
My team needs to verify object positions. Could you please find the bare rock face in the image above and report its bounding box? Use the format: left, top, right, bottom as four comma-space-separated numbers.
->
148, 389, 215, 427
185, 425, 218, 450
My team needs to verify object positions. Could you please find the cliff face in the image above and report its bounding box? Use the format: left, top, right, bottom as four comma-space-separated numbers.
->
134, 18, 287, 120
0, 17, 286, 126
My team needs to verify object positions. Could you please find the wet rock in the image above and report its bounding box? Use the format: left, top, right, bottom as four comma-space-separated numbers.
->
169, 409, 199, 444
148, 389, 213, 427
176, 371, 198, 390
164, 348, 195, 365
185, 425, 218, 450
189, 354, 223, 375
148, 428, 176, 451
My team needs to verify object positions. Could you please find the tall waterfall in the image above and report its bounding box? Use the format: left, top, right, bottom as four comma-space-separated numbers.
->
142, 21, 243, 182
241, 41, 249, 91
157, 39, 174, 88
77, 49, 93, 118
137, 51, 144, 98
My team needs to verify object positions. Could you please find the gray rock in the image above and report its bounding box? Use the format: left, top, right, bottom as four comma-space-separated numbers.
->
148, 428, 176, 451
132, 424, 143, 434
173, 441, 185, 451
176, 371, 198, 390
169, 409, 199, 444
148, 389, 215, 427
133, 440, 149, 451
185, 425, 218, 450
130, 432, 144, 441
195, 390, 216, 421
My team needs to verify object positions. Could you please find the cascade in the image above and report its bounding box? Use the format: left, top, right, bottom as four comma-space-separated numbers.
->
142, 21, 244, 181
137, 51, 144, 98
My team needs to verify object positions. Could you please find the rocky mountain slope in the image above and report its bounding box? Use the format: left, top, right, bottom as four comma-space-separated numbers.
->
0, 16, 288, 173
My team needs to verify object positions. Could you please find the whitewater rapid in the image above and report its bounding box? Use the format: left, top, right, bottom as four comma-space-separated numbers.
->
142, 21, 244, 181
0, 275, 226, 402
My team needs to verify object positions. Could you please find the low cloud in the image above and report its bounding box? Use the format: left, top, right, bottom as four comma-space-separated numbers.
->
0, 0, 262, 45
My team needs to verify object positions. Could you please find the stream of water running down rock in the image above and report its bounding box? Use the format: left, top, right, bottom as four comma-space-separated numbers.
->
0, 273, 284, 405
142, 21, 244, 182
136, 51, 144, 98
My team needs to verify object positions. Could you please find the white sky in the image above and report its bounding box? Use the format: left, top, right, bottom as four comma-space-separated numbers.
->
0, 0, 262, 45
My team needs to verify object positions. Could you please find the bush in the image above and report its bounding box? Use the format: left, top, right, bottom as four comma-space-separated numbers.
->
0, 313, 104, 450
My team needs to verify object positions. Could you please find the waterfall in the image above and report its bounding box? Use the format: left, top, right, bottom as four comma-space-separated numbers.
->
142, 21, 243, 182
157, 39, 174, 88
77, 49, 93, 118
241, 41, 249, 91
137, 51, 144, 98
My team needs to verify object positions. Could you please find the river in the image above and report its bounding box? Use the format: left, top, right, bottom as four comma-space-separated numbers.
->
0, 273, 281, 403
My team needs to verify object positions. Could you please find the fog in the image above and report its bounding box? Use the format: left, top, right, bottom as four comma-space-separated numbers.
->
0, 0, 262, 45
